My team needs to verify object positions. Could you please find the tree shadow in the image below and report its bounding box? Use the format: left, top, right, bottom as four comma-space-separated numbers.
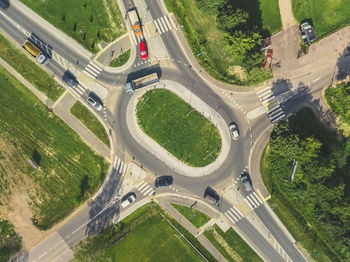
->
32, 149, 41, 166
335, 44, 350, 82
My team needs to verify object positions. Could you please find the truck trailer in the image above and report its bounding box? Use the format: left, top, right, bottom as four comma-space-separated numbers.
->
124, 73, 159, 94
128, 9, 142, 36
23, 40, 50, 65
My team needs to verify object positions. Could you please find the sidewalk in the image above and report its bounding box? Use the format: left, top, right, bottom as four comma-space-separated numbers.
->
156, 197, 228, 262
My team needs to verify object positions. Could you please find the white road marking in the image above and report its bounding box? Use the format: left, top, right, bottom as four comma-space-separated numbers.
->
143, 187, 154, 196
140, 184, 150, 194
157, 18, 165, 33
160, 17, 169, 32
256, 86, 271, 95
153, 19, 161, 34
134, 181, 145, 190
164, 16, 172, 30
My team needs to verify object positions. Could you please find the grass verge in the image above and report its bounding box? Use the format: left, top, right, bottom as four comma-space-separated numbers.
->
292, 0, 350, 39
109, 49, 131, 67
0, 33, 64, 101
70, 101, 110, 148
0, 220, 22, 262
73, 203, 216, 262
204, 225, 262, 262
20, 0, 126, 53
171, 203, 211, 228
0, 67, 108, 230
136, 89, 222, 167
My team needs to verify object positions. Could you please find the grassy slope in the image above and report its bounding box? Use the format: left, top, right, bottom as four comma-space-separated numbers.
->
109, 49, 131, 67
20, 0, 126, 52
259, 0, 282, 34
0, 220, 21, 262
0, 67, 108, 229
0, 33, 64, 101
204, 225, 262, 262
136, 89, 222, 167
170, 204, 211, 228
108, 214, 203, 262
292, 0, 350, 38
70, 101, 110, 147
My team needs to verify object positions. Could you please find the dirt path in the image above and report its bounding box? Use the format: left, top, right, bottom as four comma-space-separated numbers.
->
278, 0, 297, 30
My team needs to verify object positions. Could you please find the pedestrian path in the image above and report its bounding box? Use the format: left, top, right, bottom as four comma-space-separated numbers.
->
244, 192, 263, 210
224, 206, 244, 224
82, 61, 102, 79
134, 180, 155, 196
152, 15, 174, 35
256, 86, 285, 123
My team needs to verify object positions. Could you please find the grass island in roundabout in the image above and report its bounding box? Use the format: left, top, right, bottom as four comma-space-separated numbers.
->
136, 89, 222, 167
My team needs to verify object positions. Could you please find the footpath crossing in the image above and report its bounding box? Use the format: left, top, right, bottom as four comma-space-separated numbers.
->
244, 192, 263, 210
82, 61, 102, 79
256, 86, 285, 124
134, 180, 155, 197
152, 15, 173, 35
224, 206, 244, 224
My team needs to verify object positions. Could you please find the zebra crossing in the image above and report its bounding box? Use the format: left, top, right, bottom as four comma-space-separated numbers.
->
224, 206, 244, 224
113, 155, 128, 175
256, 86, 285, 124
69, 81, 88, 96
153, 15, 174, 35
244, 192, 263, 210
134, 180, 155, 197
82, 61, 102, 79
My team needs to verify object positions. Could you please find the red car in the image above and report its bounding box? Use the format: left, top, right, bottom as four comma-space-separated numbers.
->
139, 41, 148, 60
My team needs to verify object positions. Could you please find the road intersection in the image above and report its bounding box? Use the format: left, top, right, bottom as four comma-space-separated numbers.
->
1, 0, 350, 261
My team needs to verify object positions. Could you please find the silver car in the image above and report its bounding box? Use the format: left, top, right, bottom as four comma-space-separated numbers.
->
241, 172, 252, 192
87, 95, 102, 111
229, 123, 239, 140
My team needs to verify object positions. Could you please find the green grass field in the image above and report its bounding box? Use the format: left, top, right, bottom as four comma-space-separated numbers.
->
109, 49, 131, 67
292, 0, 350, 38
0, 33, 64, 101
70, 101, 110, 147
259, 0, 282, 34
107, 214, 203, 262
73, 203, 215, 262
171, 204, 211, 228
0, 67, 108, 230
136, 89, 222, 167
20, 0, 126, 52
204, 225, 262, 262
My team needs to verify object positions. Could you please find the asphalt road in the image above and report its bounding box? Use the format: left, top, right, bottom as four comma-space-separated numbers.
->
0, 1, 311, 261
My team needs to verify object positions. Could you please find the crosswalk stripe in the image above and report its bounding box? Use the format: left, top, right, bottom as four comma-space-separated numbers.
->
85, 65, 100, 75
122, 164, 127, 175
71, 87, 83, 96
148, 190, 155, 196
88, 62, 102, 71
272, 113, 285, 124
116, 158, 121, 169
224, 212, 236, 224
261, 92, 273, 101
156, 18, 165, 33
143, 187, 153, 196
118, 162, 124, 173
135, 181, 145, 190
136, 181, 147, 190
227, 210, 239, 221
160, 17, 169, 32
256, 86, 271, 95
270, 110, 284, 120
267, 104, 280, 113
258, 89, 271, 99
244, 198, 255, 209
262, 96, 275, 105
153, 19, 161, 33
140, 184, 150, 194
247, 194, 260, 207
83, 69, 97, 79
230, 207, 241, 219
164, 16, 172, 30
269, 107, 282, 118
84, 67, 99, 77
233, 206, 244, 217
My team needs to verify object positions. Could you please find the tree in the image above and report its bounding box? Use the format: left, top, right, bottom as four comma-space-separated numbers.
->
224, 30, 262, 60
217, 7, 249, 32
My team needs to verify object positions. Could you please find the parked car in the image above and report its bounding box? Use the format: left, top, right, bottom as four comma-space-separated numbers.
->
300, 22, 317, 44
240, 172, 252, 192
155, 175, 173, 188
229, 123, 239, 140
121, 194, 136, 208
0, 0, 9, 9
87, 94, 103, 111
204, 186, 220, 206
139, 41, 148, 60
63, 71, 79, 88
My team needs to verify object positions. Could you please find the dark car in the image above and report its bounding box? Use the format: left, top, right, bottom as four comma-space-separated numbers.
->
63, 71, 79, 88
87, 94, 103, 111
0, 0, 9, 9
204, 186, 220, 205
155, 175, 173, 188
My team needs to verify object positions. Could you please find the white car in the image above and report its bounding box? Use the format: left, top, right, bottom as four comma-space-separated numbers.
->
229, 123, 239, 140
121, 195, 136, 208
87, 95, 102, 111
